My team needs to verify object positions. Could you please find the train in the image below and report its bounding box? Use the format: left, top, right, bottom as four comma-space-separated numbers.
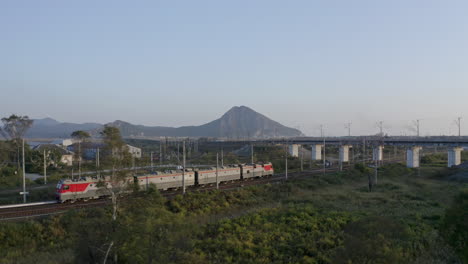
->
56, 163, 274, 203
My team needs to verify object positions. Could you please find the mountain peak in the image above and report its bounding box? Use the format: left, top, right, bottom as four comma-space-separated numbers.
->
34, 117, 60, 126
214, 106, 302, 138
228, 105, 252, 111
224, 105, 256, 116
107, 120, 133, 127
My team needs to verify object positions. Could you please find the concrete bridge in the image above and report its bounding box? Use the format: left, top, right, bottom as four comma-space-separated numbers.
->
214, 136, 468, 168
281, 137, 468, 168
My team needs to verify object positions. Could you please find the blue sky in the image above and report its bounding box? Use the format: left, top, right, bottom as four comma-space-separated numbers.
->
1, 0, 467, 136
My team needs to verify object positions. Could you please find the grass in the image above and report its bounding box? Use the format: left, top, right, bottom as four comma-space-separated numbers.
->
1, 160, 466, 264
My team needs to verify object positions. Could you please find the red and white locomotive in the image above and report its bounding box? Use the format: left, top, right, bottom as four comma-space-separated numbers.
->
56, 162, 274, 202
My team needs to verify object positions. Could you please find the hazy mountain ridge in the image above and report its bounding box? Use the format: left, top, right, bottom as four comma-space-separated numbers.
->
26, 106, 303, 139
26, 118, 102, 138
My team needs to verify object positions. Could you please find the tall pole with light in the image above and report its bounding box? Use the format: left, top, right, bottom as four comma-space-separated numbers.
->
22, 139, 27, 203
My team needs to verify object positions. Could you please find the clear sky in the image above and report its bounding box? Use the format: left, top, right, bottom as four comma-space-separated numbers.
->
1, 0, 467, 136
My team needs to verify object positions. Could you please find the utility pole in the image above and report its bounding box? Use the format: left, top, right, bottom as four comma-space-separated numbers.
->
363, 138, 367, 164
251, 144, 254, 164
177, 141, 180, 163
97, 148, 100, 178
216, 152, 219, 189
374, 142, 379, 185
159, 142, 162, 166
22, 139, 26, 203
150, 152, 153, 172
95, 148, 98, 170
374, 155, 378, 185
418, 148, 422, 177
188, 138, 192, 159
455, 117, 462, 137
78, 141, 81, 178
300, 145, 303, 172
285, 146, 288, 180
414, 119, 420, 137
43, 150, 47, 185
323, 134, 326, 176
221, 148, 224, 167
345, 122, 351, 137
339, 143, 343, 172
164, 137, 168, 162
182, 141, 186, 194
377, 121, 383, 135
310, 144, 313, 170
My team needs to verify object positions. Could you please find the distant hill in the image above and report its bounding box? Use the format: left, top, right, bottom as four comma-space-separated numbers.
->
26, 118, 102, 138
25, 106, 303, 139
107, 106, 302, 138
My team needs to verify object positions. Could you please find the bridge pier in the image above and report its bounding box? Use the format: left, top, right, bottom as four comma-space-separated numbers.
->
448, 147, 463, 167
406, 146, 422, 168
288, 144, 300, 157
339, 145, 352, 163
311, 144, 323, 160
372, 145, 384, 162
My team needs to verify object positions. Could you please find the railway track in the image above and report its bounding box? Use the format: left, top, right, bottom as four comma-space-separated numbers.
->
0, 159, 402, 221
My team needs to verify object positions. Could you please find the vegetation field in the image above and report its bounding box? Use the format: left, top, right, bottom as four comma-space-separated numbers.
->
0, 159, 467, 263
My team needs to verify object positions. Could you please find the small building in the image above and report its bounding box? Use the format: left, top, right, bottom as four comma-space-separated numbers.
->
69, 143, 142, 159
60, 154, 74, 166
32, 144, 74, 167
127, 144, 142, 158
51, 139, 75, 147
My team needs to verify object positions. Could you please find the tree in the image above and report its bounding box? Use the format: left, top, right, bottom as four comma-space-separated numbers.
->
333, 216, 408, 264
0, 115, 33, 179
99, 125, 132, 263
71, 130, 91, 177
0, 140, 15, 177
441, 189, 468, 262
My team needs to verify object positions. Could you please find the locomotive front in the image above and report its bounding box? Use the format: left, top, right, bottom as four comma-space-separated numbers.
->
55, 179, 67, 202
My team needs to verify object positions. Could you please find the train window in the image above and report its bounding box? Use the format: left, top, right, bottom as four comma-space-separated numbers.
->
63, 185, 70, 190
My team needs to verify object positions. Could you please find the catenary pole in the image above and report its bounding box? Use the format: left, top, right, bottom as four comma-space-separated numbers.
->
97, 148, 100, 178
182, 141, 186, 194
159, 142, 162, 166
216, 152, 219, 189
150, 152, 153, 172
251, 144, 254, 164
300, 145, 303, 171
323, 134, 326, 176
221, 148, 224, 167
43, 150, 47, 185
22, 139, 26, 203
285, 145, 288, 180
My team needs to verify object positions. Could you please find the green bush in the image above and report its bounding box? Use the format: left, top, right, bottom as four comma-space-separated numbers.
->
333, 216, 409, 264
354, 163, 369, 174
441, 188, 468, 262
